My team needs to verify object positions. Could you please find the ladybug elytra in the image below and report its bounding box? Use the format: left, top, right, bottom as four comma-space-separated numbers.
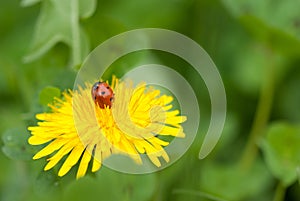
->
91, 81, 114, 108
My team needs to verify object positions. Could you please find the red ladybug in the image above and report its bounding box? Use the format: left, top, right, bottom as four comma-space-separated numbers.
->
91, 81, 114, 108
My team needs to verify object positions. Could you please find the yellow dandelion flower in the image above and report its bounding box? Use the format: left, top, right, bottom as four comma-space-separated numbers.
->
28, 77, 186, 179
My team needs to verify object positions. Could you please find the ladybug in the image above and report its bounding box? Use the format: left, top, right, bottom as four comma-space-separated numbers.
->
91, 81, 114, 108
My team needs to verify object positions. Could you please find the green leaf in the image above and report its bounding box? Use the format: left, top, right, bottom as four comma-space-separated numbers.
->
222, 0, 300, 37
298, 167, 300, 185
199, 159, 272, 200
34, 170, 61, 197
39, 86, 61, 106
21, 0, 42, 7
23, 0, 96, 67
278, 77, 300, 122
231, 43, 265, 95
173, 189, 230, 201
63, 167, 156, 201
99, 0, 191, 28
222, 0, 300, 57
261, 122, 300, 186
2, 128, 33, 160
78, 0, 97, 19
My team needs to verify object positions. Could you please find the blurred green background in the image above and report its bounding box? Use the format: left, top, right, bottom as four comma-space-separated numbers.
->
1, 0, 300, 201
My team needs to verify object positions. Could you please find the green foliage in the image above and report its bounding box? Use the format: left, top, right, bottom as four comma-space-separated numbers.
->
39, 86, 61, 106
173, 189, 230, 201
63, 168, 156, 201
261, 122, 300, 186
2, 128, 33, 161
1, 0, 300, 201
199, 160, 272, 201
222, 0, 300, 57
22, 0, 96, 67
32, 170, 62, 201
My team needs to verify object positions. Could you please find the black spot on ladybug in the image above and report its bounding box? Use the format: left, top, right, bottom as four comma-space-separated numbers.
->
101, 91, 105, 95
110, 97, 113, 101
106, 86, 110, 89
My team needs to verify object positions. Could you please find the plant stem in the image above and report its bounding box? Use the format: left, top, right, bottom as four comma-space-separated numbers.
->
240, 52, 276, 169
273, 182, 286, 201
71, 0, 81, 68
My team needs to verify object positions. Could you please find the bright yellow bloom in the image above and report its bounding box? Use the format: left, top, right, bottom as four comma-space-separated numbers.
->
28, 77, 186, 179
